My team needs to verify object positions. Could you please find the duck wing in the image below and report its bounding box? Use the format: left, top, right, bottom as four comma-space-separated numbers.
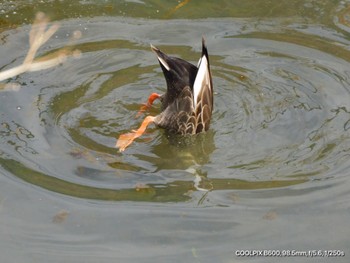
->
154, 86, 197, 135
193, 38, 213, 133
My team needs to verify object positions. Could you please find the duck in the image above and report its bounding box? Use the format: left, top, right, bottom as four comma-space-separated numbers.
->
116, 37, 213, 152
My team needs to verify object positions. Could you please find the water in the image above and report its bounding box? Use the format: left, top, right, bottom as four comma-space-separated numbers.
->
1, 1, 350, 262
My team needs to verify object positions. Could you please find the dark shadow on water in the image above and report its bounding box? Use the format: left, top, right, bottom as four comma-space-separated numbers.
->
0, 156, 307, 202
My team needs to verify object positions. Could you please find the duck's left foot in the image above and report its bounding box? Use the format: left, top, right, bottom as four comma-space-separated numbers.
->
116, 116, 156, 152
136, 93, 161, 117
116, 132, 139, 152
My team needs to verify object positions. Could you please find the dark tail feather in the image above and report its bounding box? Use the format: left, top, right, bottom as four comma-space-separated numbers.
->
202, 37, 210, 63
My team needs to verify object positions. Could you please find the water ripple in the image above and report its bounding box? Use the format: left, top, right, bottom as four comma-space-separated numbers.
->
1, 17, 350, 201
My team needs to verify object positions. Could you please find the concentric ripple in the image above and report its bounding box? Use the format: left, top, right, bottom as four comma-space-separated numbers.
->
1, 17, 350, 201
212, 36, 350, 182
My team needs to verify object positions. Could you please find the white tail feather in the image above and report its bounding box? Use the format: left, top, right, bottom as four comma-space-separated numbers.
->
193, 55, 208, 107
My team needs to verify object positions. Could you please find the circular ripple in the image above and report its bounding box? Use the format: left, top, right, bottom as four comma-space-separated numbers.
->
2, 17, 350, 200
52, 36, 350, 186
212, 37, 350, 181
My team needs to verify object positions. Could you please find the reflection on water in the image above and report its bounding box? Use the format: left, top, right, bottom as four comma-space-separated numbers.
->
0, 156, 307, 202
1, 1, 350, 262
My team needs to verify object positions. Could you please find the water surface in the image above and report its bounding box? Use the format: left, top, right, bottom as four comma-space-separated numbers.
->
1, 1, 350, 262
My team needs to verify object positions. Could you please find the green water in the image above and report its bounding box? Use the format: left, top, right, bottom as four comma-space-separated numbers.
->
1, 1, 350, 262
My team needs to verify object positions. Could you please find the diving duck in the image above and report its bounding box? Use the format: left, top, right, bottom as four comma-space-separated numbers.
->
116, 38, 213, 152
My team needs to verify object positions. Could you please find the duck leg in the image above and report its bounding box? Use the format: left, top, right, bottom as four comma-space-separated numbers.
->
116, 116, 156, 152
136, 93, 161, 117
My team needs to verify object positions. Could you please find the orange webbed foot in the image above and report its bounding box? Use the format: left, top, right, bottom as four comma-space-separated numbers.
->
116, 116, 156, 152
116, 132, 138, 152
136, 93, 161, 118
